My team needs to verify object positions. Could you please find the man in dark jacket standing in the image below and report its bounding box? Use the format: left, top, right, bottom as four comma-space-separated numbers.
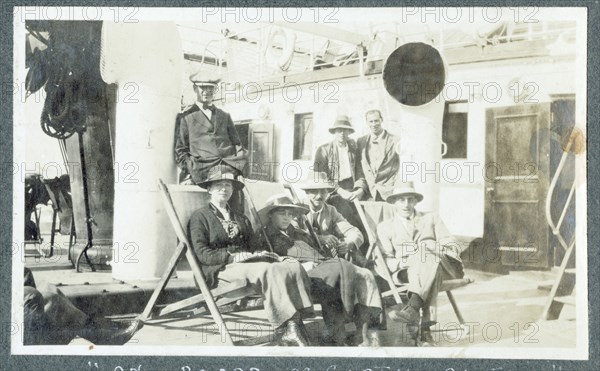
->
357, 109, 400, 201
313, 115, 368, 240
174, 71, 247, 184
313, 115, 368, 199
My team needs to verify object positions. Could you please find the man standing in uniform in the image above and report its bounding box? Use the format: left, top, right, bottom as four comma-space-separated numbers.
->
174, 71, 247, 184
357, 109, 400, 201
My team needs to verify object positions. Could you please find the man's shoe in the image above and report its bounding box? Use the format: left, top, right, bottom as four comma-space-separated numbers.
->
82, 318, 143, 345
388, 305, 420, 325
278, 320, 310, 346
358, 329, 380, 347
420, 328, 436, 346
319, 334, 346, 346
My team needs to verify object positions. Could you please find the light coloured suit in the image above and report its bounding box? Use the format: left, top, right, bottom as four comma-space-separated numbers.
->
376, 211, 464, 303
357, 130, 400, 201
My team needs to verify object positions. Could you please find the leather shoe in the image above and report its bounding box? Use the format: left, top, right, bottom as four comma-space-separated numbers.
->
278, 319, 310, 346
358, 329, 380, 347
388, 305, 420, 325
319, 332, 348, 346
420, 328, 436, 346
81, 318, 143, 345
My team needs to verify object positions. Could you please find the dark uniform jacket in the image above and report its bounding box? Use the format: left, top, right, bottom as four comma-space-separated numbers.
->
357, 130, 400, 200
174, 105, 247, 183
313, 139, 368, 193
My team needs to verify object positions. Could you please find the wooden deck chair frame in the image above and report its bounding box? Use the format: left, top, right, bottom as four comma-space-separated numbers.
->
353, 199, 473, 334
141, 179, 261, 346
24, 205, 46, 257
40, 178, 76, 258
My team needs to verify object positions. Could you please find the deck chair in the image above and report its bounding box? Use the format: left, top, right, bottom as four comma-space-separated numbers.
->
141, 179, 260, 345
41, 177, 75, 258
24, 205, 46, 257
353, 200, 473, 333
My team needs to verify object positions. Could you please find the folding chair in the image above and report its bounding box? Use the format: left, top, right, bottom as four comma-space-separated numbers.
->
41, 177, 76, 258
24, 205, 46, 257
353, 200, 473, 334
24, 174, 47, 257
141, 179, 259, 345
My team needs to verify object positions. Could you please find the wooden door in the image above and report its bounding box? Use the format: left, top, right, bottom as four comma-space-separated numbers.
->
248, 123, 275, 181
484, 103, 552, 268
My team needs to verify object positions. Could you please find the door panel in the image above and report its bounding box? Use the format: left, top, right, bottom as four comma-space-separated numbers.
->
484, 103, 551, 268
248, 123, 274, 181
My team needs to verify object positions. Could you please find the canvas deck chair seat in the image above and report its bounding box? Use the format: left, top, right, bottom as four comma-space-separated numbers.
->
141, 179, 264, 346
354, 200, 473, 331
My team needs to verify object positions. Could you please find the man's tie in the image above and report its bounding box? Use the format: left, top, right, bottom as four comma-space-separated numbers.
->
312, 213, 320, 233
405, 217, 416, 240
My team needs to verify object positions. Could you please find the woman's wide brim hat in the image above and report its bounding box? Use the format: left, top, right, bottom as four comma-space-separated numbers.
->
386, 181, 424, 203
328, 114, 355, 134
197, 168, 244, 191
297, 171, 336, 191
258, 193, 309, 224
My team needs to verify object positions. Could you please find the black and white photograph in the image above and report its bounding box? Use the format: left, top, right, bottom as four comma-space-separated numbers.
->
8, 5, 588, 361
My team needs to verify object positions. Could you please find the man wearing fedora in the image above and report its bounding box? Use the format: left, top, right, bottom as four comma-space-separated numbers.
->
313, 115, 369, 245
357, 109, 400, 201
376, 181, 464, 343
314, 115, 368, 199
297, 170, 369, 267
174, 71, 247, 184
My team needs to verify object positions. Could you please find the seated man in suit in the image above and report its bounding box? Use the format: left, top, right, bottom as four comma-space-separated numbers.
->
296, 170, 369, 268
376, 182, 464, 342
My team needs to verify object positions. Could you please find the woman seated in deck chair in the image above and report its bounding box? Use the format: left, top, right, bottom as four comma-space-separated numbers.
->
256, 194, 383, 346
188, 169, 314, 346
375, 181, 464, 343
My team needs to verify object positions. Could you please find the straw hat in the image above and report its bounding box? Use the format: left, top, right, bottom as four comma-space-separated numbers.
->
258, 193, 309, 223
386, 181, 424, 203
296, 171, 335, 191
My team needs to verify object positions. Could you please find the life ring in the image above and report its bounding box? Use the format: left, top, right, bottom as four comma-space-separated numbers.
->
264, 27, 296, 71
